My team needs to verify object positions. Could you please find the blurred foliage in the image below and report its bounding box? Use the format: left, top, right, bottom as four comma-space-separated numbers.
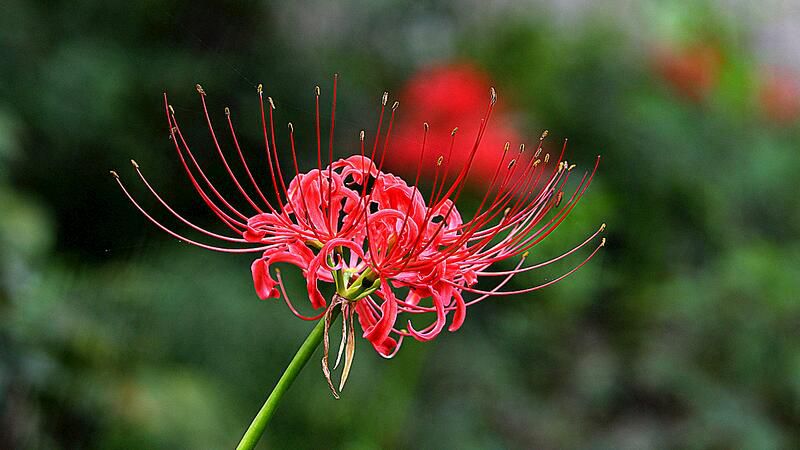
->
2, 0, 799, 449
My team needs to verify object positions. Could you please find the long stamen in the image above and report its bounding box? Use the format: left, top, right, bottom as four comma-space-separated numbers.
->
341, 130, 370, 236
315, 85, 323, 171
395, 88, 497, 271
164, 97, 246, 231
224, 106, 279, 214
131, 160, 248, 243
423, 150, 554, 265
418, 139, 512, 258
361, 93, 389, 267
421, 152, 581, 269
326, 74, 339, 234
196, 84, 264, 215
387, 122, 429, 264
257, 85, 288, 212
431, 127, 459, 207
369, 92, 388, 163
111, 171, 269, 253
287, 122, 324, 240
432, 87, 497, 208
476, 223, 606, 276
455, 238, 606, 300
315, 86, 327, 232
447, 168, 578, 267
169, 104, 250, 223
267, 95, 293, 209
495, 158, 599, 260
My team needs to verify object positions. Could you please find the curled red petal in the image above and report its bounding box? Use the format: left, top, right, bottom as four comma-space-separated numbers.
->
251, 257, 279, 300
253, 245, 316, 301
305, 252, 328, 310
448, 289, 466, 332
407, 284, 448, 341
362, 282, 398, 344
356, 297, 398, 357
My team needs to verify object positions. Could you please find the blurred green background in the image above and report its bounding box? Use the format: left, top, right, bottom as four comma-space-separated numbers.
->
2, 0, 800, 448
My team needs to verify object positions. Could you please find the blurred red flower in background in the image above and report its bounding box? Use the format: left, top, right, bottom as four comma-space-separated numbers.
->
652, 43, 723, 101
385, 63, 523, 185
759, 69, 800, 124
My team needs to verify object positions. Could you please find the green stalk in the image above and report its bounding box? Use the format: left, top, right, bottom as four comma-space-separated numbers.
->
236, 310, 338, 450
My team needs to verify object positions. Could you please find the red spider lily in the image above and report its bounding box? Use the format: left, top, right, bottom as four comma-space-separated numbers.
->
759, 68, 800, 124
652, 43, 723, 102
385, 63, 522, 185
111, 77, 605, 398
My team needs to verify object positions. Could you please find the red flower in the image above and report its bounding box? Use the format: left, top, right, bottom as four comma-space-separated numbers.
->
112, 78, 604, 397
384, 63, 522, 186
759, 69, 800, 124
652, 43, 723, 101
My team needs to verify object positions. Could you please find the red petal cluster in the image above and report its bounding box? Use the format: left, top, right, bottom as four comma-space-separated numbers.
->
113, 77, 604, 361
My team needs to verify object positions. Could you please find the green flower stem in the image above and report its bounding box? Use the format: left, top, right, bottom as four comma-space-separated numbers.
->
236, 309, 339, 450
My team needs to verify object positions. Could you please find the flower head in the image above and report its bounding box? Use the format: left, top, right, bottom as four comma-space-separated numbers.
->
112, 76, 605, 397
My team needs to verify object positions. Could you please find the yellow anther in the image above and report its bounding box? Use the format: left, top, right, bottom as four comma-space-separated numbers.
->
130, 159, 139, 169
168, 104, 175, 115
382, 92, 388, 105
451, 127, 458, 136
257, 83, 263, 94
600, 223, 606, 231
288, 122, 294, 133
195, 84, 206, 95
504, 142, 510, 151
423, 122, 429, 131
359, 130, 365, 141
522, 251, 529, 258
315, 85, 320, 96
544, 153, 550, 163
437, 156, 444, 166
490, 87, 497, 104
224, 106, 230, 116
600, 237, 607, 247
268, 97, 276, 110
392, 101, 399, 111
109, 170, 119, 178
540, 130, 549, 140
